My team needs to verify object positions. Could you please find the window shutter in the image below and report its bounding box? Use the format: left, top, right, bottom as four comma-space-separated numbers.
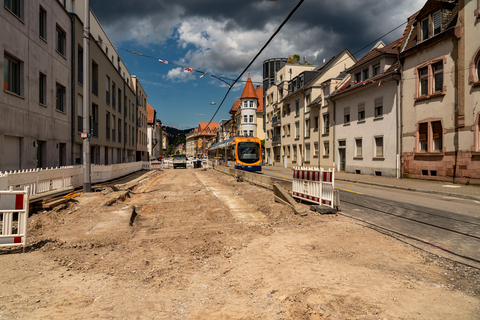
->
433, 12, 441, 35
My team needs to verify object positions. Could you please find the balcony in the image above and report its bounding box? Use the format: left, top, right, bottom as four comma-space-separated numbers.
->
272, 115, 281, 127
272, 135, 281, 146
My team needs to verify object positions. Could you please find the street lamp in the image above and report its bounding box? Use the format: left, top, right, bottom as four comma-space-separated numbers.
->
210, 101, 216, 105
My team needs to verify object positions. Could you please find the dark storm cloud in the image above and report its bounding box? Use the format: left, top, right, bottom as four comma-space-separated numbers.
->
90, 0, 423, 76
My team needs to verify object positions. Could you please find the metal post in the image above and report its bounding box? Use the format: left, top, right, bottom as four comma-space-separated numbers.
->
82, 0, 91, 192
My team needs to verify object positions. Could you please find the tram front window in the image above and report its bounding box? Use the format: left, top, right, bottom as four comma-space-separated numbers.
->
237, 142, 260, 164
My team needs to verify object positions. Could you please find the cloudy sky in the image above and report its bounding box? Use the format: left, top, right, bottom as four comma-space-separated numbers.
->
91, 0, 425, 129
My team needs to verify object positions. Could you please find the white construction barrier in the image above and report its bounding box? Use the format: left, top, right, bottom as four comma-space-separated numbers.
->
202, 160, 213, 170
292, 167, 335, 208
1, 162, 147, 197
150, 161, 169, 170
0, 187, 30, 251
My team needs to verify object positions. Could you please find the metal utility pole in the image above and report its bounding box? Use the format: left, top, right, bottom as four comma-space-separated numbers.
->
82, 0, 91, 192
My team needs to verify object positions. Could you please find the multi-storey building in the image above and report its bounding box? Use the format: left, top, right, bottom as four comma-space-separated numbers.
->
147, 103, 164, 160
233, 78, 264, 138
1, 0, 72, 171
132, 76, 148, 161
330, 40, 401, 177
190, 122, 219, 157
265, 49, 356, 168
399, 0, 480, 183
264, 63, 316, 165
71, 6, 137, 165
185, 130, 196, 157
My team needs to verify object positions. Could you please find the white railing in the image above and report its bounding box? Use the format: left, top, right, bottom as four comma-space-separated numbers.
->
292, 167, 335, 208
0, 162, 149, 197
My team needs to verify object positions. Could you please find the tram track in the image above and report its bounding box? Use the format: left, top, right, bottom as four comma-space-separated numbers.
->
256, 168, 480, 267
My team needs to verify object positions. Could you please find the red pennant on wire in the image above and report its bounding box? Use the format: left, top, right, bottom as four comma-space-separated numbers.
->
184, 68, 194, 73
159, 60, 168, 64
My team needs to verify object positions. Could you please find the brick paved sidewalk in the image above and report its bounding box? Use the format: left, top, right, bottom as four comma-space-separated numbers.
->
264, 165, 480, 201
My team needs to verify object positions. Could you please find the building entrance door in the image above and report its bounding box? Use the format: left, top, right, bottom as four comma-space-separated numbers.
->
338, 140, 346, 172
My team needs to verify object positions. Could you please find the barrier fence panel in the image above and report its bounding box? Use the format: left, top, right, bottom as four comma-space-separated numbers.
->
321, 169, 335, 208
202, 160, 212, 170
0, 187, 30, 251
292, 167, 335, 208
292, 167, 322, 205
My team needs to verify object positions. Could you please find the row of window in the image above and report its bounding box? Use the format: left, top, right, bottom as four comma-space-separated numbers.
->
350, 137, 385, 159
353, 63, 381, 84
271, 141, 329, 162
243, 115, 254, 123
343, 99, 383, 125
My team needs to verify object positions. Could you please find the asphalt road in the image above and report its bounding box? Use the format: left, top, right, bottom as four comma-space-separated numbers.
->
261, 166, 480, 268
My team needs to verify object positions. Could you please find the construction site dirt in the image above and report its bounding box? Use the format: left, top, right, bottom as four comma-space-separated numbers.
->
1, 169, 479, 319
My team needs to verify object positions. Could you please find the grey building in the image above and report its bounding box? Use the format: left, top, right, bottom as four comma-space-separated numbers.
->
1, 0, 73, 171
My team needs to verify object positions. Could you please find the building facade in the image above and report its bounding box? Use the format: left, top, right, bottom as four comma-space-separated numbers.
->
264, 64, 316, 165
399, 0, 480, 183
331, 40, 401, 177
1, 0, 72, 171
72, 10, 137, 166
132, 76, 148, 161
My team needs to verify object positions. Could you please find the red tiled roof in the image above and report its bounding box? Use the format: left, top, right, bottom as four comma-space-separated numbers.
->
334, 61, 400, 96
229, 100, 241, 115
346, 39, 401, 73
196, 122, 219, 136
147, 103, 155, 124
240, 78, 257, 99
255, 86, 264, 113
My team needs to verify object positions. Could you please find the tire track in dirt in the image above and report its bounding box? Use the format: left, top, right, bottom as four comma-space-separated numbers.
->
194, 171, 267, 224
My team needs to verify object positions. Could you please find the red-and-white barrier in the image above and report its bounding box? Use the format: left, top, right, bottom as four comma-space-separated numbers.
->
292, 167, 335, 208
150, 161, 169, 170
0, 187, 30, 251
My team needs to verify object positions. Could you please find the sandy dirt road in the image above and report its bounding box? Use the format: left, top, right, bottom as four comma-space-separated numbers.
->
0, 168, 479, 319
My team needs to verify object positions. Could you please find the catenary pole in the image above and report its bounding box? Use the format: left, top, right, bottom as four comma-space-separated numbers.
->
83, 0, 91, 192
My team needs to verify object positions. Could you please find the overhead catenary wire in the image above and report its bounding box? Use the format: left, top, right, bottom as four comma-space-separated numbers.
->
198, 0, 305, 135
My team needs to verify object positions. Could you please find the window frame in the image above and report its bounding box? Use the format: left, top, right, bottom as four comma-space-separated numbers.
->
416, 119, 444, 153
374, 136, 384, 159
39, 6, 47, 40
4, 53, 22, 96
39, 72, 46, 105
323, 113, 330, 134
56, 25, 67, 57
421, 17, 430, 41
343, 107, 350, 125
468, 46, 480, 87
323, 141, 330, 157
56, 83, 66, 113
374, 98, 383, 118
354, 138, 363, 158
358, 103, 365, 122
414, 56, 446, 101
4, 0, 23, 20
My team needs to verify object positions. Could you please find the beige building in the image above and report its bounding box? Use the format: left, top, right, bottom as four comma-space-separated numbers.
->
264, 64, 315, 164
72, 9, 137, 166
186, 130, 196, 157
330, 41, 401, 177
265, 50, 356, 168
1, 0, 72, 171
132, 77, 148, 161
399, 0, 480, 183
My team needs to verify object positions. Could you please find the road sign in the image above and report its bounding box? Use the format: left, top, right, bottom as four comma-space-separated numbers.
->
80, 132, 91, 139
